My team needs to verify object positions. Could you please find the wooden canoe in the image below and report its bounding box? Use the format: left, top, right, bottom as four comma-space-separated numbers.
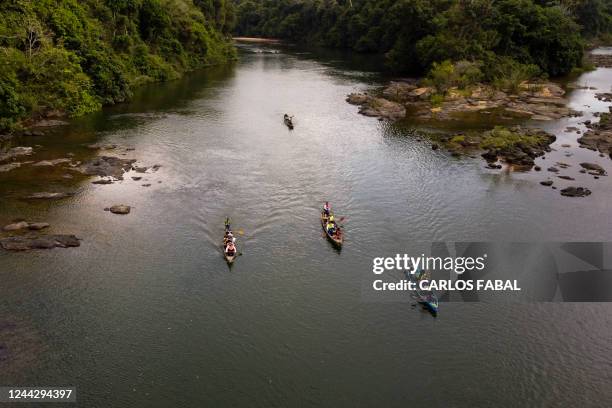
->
321, 213, 343, 247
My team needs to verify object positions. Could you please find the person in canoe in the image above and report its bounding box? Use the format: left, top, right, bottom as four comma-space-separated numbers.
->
224, 231, 235, 246
326, 220, 336, 235
224, 217, 231, 232
225, 241, 236, 256
333, 228, 343, 240
323, 201, 331, 217
284, 114, 294, 129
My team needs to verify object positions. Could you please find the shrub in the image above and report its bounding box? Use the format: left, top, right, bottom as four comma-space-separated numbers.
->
425, 60, 455, 94
480, 126, 549, 151
487, 58, 541, 95
425, 60, 483, 94
430, 93, 445, 107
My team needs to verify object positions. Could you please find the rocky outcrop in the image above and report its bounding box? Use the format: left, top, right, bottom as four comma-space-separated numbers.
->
109, 205, 131, 215
2, 221, 49, 232
92, 178, 114, 185
578, 109, 612, 156
0, 234, 80, 251
0, 147, 33, 163
595, 93, 612, 103
560, 187, 592, 197
347, 93, 406, 120
25, 192, 74, 200
0, 162, 23, 173
579, 162, 606, 176
347, 81, 580, 123
78, 156, 136, 180
478, 127, 555, 167
27, 222, 50, 230
32, 158, 72, 167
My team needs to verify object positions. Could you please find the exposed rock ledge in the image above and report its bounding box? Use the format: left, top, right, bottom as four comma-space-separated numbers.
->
3, 221, 49, 231
78, 156, 137, 180
0, 147, 33, 163
429, 126, 555, 168
0, 235, 80, 251
578, 108, 612, 157
347, 80, 581, 122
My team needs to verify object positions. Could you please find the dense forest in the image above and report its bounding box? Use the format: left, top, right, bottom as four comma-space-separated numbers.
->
233, 0, 612, 79
0, 0, 236, 132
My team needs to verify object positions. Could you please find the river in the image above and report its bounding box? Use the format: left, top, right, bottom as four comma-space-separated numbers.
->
1, 43, 611, 407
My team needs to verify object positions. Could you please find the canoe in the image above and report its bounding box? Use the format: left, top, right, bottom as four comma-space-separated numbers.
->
406, 269, 438, 316
321, 212, 343, 247
284, 117, 294, 129
419, 294, 439, 316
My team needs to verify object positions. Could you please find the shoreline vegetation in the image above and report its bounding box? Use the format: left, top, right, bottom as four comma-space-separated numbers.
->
232, 0, 611, 77
0, 0, 236, 135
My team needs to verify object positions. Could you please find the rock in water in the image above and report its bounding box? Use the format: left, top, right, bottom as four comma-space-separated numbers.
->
92, 178, 114, 185
27, 222, 50, 230
0, 235, 80, 251
0, 147, 33, 162
79, 156, 136, 180
109, 205, 131, 215
579, 162, 606, 175
346, 93, 369, 105
25, 192, 74, 200
560, 187, 592, 197
32, 158, 72, 167
3, 221, 50, 231
3, 221, 29, 231
540, 180, 553, 186
0, 163, 22, 173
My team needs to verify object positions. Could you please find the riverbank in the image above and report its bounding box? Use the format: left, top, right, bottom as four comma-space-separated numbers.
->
0, 1, 235, 135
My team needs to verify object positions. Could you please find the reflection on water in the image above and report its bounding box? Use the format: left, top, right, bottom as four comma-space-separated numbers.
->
0, 44, 611, 407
